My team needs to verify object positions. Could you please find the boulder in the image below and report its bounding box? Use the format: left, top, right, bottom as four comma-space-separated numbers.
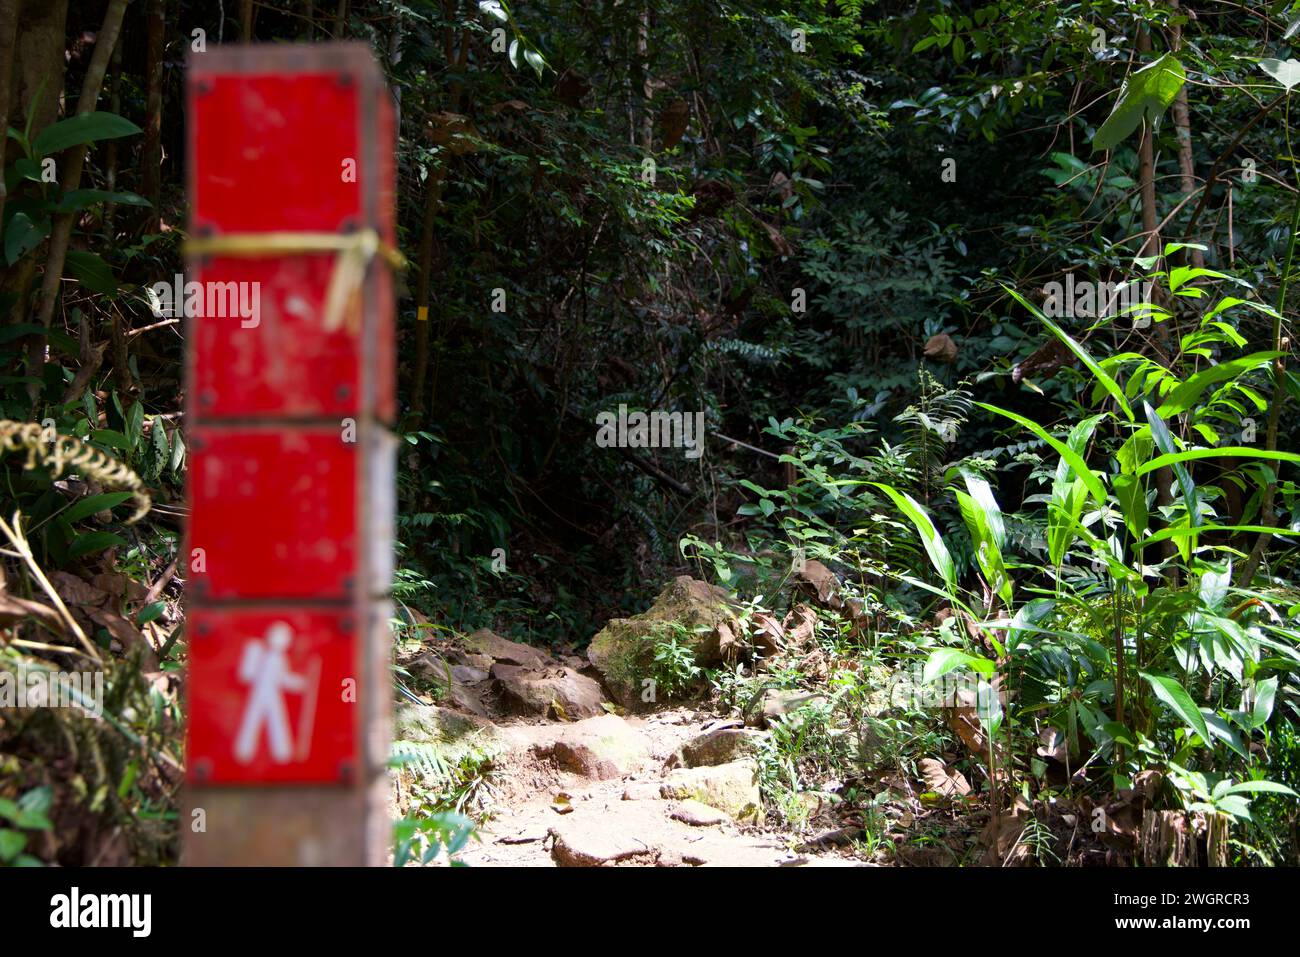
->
622, 781, 664, 801
676, 726, 767, 768
393, 702, 503, 770
754, 689, 828, 727
464, 628, 554, 668
526, 713, 649, 780
549, 819, 658, 867
660, 760, 763, 824
587, 577, 738, 709
670, 799, 731, 827
491, 663, 607, 720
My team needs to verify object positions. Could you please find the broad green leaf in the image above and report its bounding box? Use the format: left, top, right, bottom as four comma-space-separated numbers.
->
1137, 446, 1300, 475
922, 647, 994, 684
1141, 671, 1210, 744
0, 829, 25, 862
4, 212, 50, 264
1112, 473, 1148, 539
66, 250, 118, 294
62, 491, 134, 524
1156, 352, 1281, 417
1093, 54, 1186, 151
1005, 283, 1132, 420
960, 469, 1005, 550
872, 482, 956, 593
1252, 676, 1278, 728
55, 188, 152, 213
956, 489, 1011, 603
976, 402, 1106, 503
1143, 401, 1199, 527
1217, 779, 1297, 798
68, 530, 127, 559
32, 111, 142, 157
1259, 58, 1300, 91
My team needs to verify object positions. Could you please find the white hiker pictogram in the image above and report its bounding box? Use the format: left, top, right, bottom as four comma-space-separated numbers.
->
233, 622, 321, 764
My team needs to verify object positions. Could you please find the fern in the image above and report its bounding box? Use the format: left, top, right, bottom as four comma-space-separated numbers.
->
893, 369, 973, 501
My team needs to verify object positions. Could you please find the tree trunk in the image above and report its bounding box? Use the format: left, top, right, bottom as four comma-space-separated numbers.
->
0, 0, 19, 230
103, 39, 123, 237
25, 0, 130, 406
409, 168, 445, 416
140, 0, 166, 235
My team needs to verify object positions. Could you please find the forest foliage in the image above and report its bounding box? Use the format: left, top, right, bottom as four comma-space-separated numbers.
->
2, 0, 1300, 865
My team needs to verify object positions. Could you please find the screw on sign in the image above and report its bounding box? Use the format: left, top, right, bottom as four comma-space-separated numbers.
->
182, 44, 399, 866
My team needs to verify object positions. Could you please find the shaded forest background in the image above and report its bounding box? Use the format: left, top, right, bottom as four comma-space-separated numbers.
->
4, 0, 1300, 866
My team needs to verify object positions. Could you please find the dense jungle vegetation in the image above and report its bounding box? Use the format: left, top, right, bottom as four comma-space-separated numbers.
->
3, 0, 1300, 867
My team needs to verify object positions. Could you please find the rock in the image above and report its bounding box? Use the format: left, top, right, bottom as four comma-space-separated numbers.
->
755, 689, 828, 727
660, 760, 763, 824
491, 663, 608, 719
670, 799, 730, 827
445, 681, 493, 719
451, 664, 489, 684
464, 628, 554, 668
676, 726, 767, 767
393, 702, 503, 769
622, 782, 663, 801
587, 576, 738, 709
513, 713, 650, 780
443, 647, 495, 672
549, 820, 658, 867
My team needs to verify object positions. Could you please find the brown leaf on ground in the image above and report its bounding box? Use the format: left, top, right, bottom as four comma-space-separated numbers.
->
90, 572, 148, 603
47, 571, 111, 609
751, 612, 785, 661
87, 608, 159, 671
781, 604, 817, 650
797, 560, 841, 607
1037, 727, 1068, 763
716, 619, 741, 663
979, 793, 1034, 866
0, 594, 65, 632
919, 757, 971, 798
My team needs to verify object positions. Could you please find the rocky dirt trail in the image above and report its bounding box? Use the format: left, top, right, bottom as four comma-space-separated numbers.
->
455, 710, 858, 867
393, 578, 866, 867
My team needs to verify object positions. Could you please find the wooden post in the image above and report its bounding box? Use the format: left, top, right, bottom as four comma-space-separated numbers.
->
182, 44, 397, 866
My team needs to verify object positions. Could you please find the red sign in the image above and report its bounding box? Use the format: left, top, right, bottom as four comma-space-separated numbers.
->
187, 608, 358, 785
188, 427, 358, 601
184, 45, 395, 796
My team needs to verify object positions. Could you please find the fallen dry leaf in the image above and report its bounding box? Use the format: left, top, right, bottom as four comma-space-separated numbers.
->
919, 757, 972, 798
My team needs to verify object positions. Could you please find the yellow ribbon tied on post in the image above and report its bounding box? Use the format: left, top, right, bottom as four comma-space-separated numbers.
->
183, 229, 407, 334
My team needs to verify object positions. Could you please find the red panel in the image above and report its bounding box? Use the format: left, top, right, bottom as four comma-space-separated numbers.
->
191, 73, 360, 234
186, 607, 359, 785
187, 427, 357, 600
190, 254, 362, 418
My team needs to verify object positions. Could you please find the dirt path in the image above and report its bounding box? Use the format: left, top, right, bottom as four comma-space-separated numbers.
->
453, 708, 861, 867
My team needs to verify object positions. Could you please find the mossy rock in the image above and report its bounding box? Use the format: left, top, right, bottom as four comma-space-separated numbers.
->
393, 702, 504, 771
586, 576, 737, 710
